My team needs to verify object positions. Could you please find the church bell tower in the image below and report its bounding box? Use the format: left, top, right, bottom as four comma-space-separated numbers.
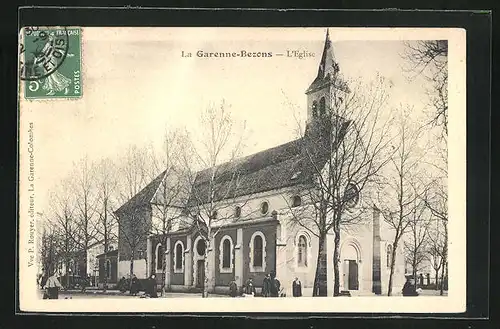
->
305, 29, 349, 126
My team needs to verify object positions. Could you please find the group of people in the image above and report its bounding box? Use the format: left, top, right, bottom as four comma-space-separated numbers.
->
228, 270, 304, 298
118, 274, 158, 298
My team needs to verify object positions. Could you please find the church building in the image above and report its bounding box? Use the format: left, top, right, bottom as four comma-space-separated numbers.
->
115, 30, 406, 297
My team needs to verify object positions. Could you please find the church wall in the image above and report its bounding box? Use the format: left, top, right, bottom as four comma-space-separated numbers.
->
279, 216, 319, 297
196, 187, 303, 226
339, 219, 373, 294
214, 228, 237, 286
242, 222, 277, 288
117, 205, 151, 261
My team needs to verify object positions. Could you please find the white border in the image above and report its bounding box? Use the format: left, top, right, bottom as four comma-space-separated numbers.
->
17, 27, 466, 313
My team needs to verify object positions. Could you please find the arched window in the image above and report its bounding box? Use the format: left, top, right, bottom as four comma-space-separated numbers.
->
219, 235, 234, 273
312, 101, 318, 118
211, 210, 218, 220
253, 235, 263, 267
249, 231, 267, 272
319, 97, 326, 116
106, 260, 111, 279
174, 241, 184, 272
156, 244, 164, 270
222, 239, 231, 268
297, 235, 308, 267
386, 245, 393, 268
234, 206, 241, 218
196, 239, 206, 256
260, 201, 269, 215
292, 195, 302, 207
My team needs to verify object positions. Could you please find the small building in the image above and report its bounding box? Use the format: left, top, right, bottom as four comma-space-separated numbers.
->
96, 249, 119, 289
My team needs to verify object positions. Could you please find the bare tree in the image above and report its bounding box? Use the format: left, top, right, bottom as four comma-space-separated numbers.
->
46, 179, 78, 289
180, 99, 248, 298
403, 196, 432, 287
70, 156, 100, 279
118, 145, 156, 202
94, 158, 119, 291
423, 174, 448, 295
377, 108, 425, 296
426, 216, 447, 293
402, 40, 448, 139
114, 145, 159, 289
284, 74, 394, 296
148, 129, 190, 296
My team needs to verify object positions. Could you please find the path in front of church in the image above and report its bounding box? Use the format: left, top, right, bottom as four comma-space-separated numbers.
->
37, 289, 447, 299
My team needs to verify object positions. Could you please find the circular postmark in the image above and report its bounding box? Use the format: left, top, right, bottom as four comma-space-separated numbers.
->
19, 26, 70, 81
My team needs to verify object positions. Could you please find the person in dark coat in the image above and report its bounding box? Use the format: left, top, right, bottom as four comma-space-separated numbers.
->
402, 277, 419, 296
243, 277, 256, 296
292, 277, 302, 297
229, 280, 238, 297
118, 276, 127, 292
130, 274, 140, 296
262, 274, 271, 297
147, 274, 158, 298
269, 270, 280, 297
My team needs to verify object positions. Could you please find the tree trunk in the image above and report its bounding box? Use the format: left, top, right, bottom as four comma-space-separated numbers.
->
129, 252, 135, 291
313, 232, 328, 297
434, 268, 439, 290
161, 249, 166, 297
439, 259, 446, 295
387, 241, 398, 296
103, 254, 107, 292
103, 198, 108, 292
203, 240, 211, 298
333, 227, 342, 297
412, 258, 417, 288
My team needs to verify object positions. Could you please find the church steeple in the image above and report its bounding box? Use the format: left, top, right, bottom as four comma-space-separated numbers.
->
305, 29, 349, 124
309, 29, 339, 91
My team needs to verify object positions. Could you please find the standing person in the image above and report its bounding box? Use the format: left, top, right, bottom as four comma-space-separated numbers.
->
269, 270, 281, 297
148, 274, 158, 298
243, 277, 256, 297
402, 276, 418, 296
44, 270, 63, 299
229, 280, 238, 297
292, 277, 302, 297
118, 276, 127, 293
262, 273, 271, 297
130, 274, 140, 296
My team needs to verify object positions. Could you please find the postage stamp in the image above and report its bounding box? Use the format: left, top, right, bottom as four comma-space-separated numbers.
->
19, 26, 82, 99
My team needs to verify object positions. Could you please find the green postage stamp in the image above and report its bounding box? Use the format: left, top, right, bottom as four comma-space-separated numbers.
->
19, 26, 82, 99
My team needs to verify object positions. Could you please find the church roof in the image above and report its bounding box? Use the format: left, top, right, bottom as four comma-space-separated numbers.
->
115, 170, 167, 215
187, 118, 350, 206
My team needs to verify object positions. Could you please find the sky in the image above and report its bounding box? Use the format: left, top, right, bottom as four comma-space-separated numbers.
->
20, 27, 451, 214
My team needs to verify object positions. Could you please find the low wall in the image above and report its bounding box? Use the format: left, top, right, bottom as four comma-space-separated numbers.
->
118, 259, 147, 279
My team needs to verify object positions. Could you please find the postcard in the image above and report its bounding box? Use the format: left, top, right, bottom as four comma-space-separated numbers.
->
18, 26, 466, 313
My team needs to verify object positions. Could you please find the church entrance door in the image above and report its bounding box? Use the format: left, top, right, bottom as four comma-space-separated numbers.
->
343, 259, 359, 291
196, 260, 205, 289
348, 260, 359, 290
